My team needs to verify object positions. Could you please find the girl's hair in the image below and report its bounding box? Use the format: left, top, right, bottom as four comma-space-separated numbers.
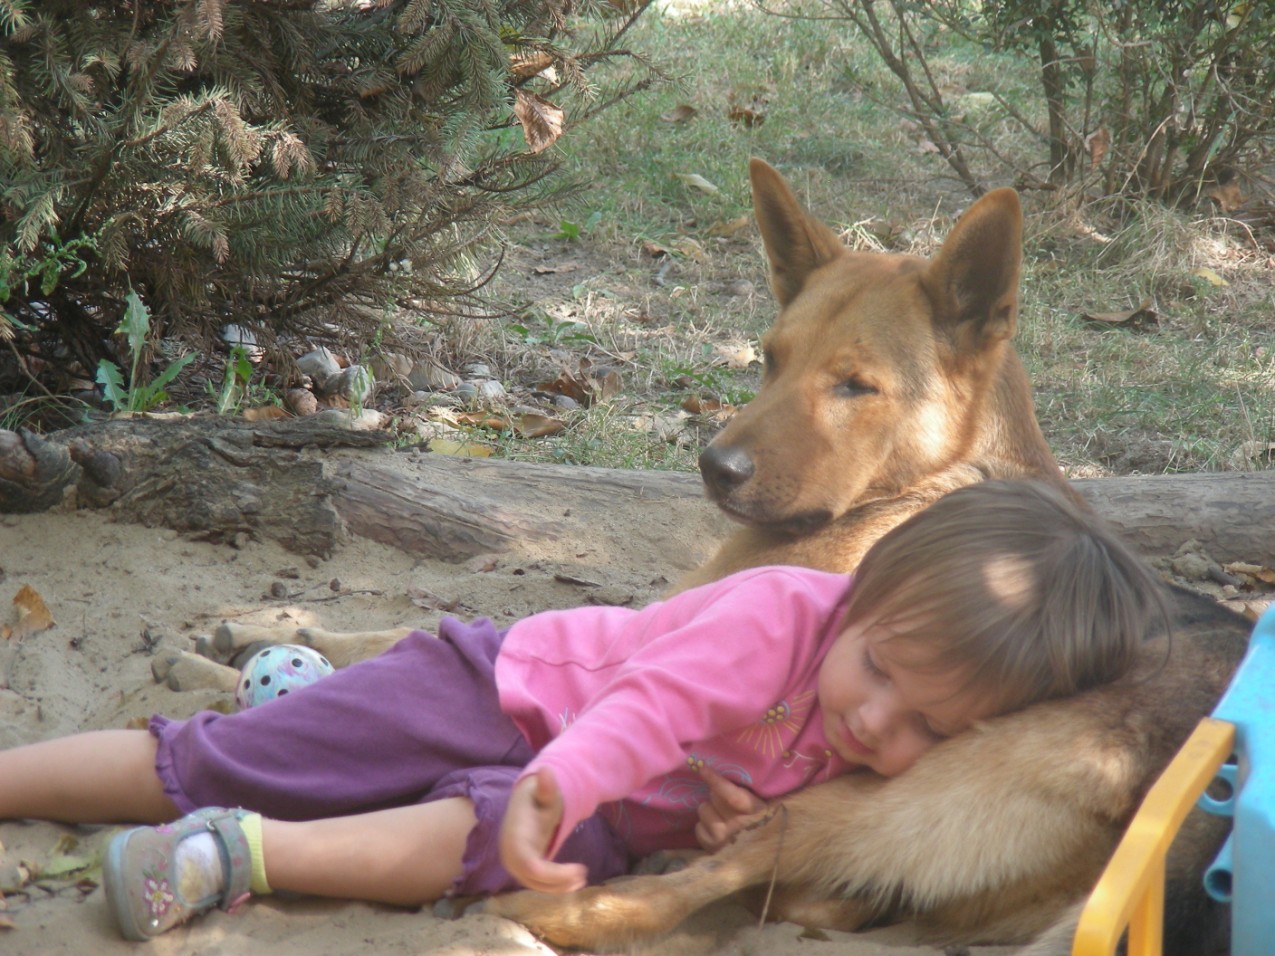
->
843, 479, 1168, 714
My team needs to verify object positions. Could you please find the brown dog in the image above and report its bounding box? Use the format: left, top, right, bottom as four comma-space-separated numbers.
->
469, 163, 1249, 954
170, 161, 1248, 955
680, 159, 1068, 591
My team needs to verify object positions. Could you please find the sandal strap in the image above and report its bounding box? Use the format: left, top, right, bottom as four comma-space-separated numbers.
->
206, 811, 255, 909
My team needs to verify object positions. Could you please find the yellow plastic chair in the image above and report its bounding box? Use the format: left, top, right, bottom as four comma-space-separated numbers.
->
1071, 717, 1235, 956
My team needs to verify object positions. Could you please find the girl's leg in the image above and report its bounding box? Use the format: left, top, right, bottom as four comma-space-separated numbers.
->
0, 730, 178, 824
261, 797, 476, 906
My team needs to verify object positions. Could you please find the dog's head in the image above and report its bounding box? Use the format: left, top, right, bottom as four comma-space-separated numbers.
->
700, 159, 1025, 533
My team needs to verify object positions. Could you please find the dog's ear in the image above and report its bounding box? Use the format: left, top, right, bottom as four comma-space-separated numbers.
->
750, 158, 845, 306
922, 188, 1023, 347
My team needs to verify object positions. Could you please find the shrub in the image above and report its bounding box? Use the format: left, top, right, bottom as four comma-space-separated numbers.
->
0, 0, 656, 392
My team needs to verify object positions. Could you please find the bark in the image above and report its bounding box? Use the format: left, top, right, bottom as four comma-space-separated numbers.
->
1, 419, 1273, 566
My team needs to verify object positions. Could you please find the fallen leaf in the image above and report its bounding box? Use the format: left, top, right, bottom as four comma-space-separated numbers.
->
532, 261, 580, 275
727, 106, 765, 127
705, 215, 751, 239
1080, 300, 1159, 331
660, 104, 698, 124
537, 365, 621, 407
4, 585, 54, 641
918, 139, 941, 154
712, 342, 759, 369
0, 913, 14, 930
671, 172, 719, 194
680, 396, 737, 420
428, 438, 494, 458
641, 240, 671, 259
669, 237, 707, 262
516, 412, 566, 438
1192, 267, 1228, 287
242, 405, 289, 422
37, 853, 94, 881
513, 89, 564, 155
1223, 561, 1275, 586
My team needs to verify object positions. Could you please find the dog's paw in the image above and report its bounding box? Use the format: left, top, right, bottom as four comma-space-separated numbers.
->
152, 650, 240, 693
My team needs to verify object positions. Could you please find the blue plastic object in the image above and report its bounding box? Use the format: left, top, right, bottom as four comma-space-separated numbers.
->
1200, 603, 1275, 954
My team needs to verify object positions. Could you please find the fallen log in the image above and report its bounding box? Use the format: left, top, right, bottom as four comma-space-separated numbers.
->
1, 419, 1273, 568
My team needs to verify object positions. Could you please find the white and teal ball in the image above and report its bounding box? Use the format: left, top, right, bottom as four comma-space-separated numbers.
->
235, 644, 335, 710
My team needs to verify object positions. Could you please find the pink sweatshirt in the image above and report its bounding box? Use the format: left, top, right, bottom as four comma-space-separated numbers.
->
495, 565, 857, 858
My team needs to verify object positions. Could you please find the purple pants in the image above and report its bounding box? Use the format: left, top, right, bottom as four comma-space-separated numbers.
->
150, 618, 629, 895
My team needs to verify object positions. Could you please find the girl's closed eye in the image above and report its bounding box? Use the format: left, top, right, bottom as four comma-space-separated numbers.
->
861, 647, 887, 680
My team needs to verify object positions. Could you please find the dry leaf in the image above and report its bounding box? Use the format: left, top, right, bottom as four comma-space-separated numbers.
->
671, 172, 719, 195
4, 585, 54, 641
0, 913, 14, 930
705, 215, 751, 239
712, 342, 759, 369
513, 89, 564, 155
428, 438, 494, 458
1084, 127, 1109, 168
454, 411, 512, 431
538, 365, 621, 407
510, 52, 554, 79
660, 104, 698, 124
532, 261, 580, 275
1192, 267, 1228, 287
670, 237, 708, 262
727, 106, 765, 128
242, 405, 289, 422
1080, 300, 1159, 331
680, 396, 737, 421
641, 240, 671, 259
1223, 561, 1275, 586
515, 413, 566, 438
918, 140, 941, 154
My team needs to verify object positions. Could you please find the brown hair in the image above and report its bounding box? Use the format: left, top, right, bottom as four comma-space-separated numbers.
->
843, 479, 1167, 714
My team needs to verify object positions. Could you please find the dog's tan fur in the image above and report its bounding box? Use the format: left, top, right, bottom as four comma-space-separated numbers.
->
166, 160, 1249, 955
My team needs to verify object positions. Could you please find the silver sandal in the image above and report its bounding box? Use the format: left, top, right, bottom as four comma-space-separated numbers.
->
103, 807, 253, 940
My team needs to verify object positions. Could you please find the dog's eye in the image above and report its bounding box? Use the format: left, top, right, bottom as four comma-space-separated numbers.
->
836, 378, 877, 397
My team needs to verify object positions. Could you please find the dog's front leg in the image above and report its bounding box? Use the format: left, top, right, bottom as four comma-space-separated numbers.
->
479, 806, 802, 949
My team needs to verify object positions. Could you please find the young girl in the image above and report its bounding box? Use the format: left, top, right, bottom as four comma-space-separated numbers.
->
0, 479, 1166, 940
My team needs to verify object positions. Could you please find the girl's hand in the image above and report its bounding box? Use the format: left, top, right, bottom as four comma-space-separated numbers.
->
694, 766, 768, 851
499, 768, 587, 893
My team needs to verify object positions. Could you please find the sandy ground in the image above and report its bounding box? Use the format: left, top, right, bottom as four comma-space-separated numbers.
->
0, 496, 1014, 956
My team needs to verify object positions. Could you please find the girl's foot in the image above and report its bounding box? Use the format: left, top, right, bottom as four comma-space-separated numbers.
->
103, 807, 255, 939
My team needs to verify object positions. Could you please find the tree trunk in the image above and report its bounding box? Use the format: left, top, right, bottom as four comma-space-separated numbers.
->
1, 419, 1273, 567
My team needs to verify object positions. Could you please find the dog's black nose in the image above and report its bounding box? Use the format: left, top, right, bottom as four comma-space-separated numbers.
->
699, 444, 754, 493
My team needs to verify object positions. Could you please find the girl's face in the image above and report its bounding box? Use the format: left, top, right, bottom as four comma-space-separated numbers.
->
817, 618, 996, 777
